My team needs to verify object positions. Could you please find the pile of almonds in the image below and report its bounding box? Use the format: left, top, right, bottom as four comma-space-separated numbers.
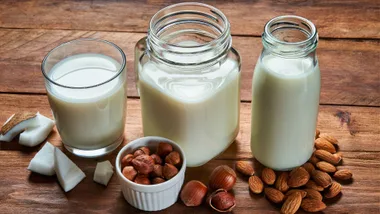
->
236, 131, 353, 213
180, 165, 237, 212
121, 142, 182, 184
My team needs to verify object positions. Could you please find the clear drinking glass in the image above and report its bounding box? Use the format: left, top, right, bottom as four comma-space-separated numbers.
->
42, 39, 127, 158
135, 3, 241, 167
251, 16, 320, 170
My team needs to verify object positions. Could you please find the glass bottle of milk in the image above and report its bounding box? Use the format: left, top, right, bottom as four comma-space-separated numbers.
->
135, 3, 241, 167
251, 16, 320, 171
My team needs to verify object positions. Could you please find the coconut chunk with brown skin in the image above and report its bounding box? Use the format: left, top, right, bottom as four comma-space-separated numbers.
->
0, 112, 39, 142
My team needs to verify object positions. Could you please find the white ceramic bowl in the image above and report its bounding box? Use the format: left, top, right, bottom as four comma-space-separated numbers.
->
115, 136, 186, 211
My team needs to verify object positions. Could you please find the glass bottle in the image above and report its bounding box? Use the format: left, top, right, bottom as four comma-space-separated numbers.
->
135, 3, 241, 167
251, 15, 320, 170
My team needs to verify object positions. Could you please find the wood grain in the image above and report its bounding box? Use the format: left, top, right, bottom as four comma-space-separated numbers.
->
0, 29, 379, 106
0, 149, 379, 213
0, 0, 379, 39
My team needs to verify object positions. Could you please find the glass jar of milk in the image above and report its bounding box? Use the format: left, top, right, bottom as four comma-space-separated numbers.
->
251, 16, 320, 171
135, 3, 241, 167
42, 39, 127, 158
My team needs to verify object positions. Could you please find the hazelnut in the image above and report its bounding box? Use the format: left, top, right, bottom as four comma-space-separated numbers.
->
150, 154, 163, 165
134, 174, 151, 185
121, 154, 134, 168
134, 146, 150, 157
165, 151, 181, 166
209, 165, 236, 191
180, 180, 208, 207
150, 164, 163, 178
208, 189, 236, 212
157, 142, 173, 157
152, 177, 166, 184
122, 166, 137, 181
132, 154, 154, 175
163, 163, 178, 180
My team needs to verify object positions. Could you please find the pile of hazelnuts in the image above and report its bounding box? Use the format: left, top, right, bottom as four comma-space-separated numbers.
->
121, 142, 182, 184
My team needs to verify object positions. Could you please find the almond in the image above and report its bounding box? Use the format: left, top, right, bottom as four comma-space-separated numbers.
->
288, 167, 310, 188
315, 129, 320, 139
315, 138, 336, 153
319, 133, 339, 145
301, 199, 327, 212
275, 171, 289, 192
305, 180, 324, 191
333, 169, 353, 180
304, 188, 323, 201
314, 150, 341, 165
281, 191, 302, 214
316, 161, 337, 173
302, 162, 315, 175
261, 168, 276, 185
264, 187, 284, 203
235, 161, 255, 176
285, 189, 307, 198
249, 175, 264, 194
324, 181, 342, 198
308, 153, 320, 165
311, 169, 332, 188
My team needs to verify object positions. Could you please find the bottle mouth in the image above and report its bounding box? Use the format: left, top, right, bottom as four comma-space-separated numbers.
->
147, 2, 231, 67
263, 15, 318, 57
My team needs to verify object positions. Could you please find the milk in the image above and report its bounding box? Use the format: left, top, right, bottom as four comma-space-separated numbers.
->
46, 54, 127, 150
251, 55, 320, 170
139, 59, 240, 167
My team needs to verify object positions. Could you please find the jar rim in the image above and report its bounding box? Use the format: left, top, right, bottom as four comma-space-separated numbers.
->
148, 2, 230, 49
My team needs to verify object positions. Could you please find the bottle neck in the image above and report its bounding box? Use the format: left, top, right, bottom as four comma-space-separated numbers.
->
262, 15, 318, 58
146, 2, 232, 69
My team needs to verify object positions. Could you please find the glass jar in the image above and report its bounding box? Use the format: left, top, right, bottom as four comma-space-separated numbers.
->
135, 3, 241, 167
251, 15, 320, 170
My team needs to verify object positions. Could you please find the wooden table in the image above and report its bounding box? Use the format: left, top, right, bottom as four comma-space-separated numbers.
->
0, 1, 379, 213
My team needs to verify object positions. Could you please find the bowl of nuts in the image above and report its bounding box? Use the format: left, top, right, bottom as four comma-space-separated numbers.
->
115, 136, 186, 211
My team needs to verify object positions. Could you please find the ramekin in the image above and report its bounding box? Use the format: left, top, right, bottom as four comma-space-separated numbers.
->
115, 136, 186, 211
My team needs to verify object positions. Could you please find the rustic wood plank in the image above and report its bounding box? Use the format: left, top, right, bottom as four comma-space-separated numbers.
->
0, 29, 379, 106
0, 94, 379, 155
0, 0, 379, 39
0, 150, 379, 213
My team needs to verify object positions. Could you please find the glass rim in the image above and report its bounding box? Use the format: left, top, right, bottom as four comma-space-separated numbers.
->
264, 15, 317, 46
41, 38, 126, 89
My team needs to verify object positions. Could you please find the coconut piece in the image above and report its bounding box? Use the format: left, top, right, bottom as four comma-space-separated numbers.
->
54, 148, 85, 192
19, 113, 55, 147
93, 160, 114, 186
27, 142, 55, 176
0, 112, 39, 142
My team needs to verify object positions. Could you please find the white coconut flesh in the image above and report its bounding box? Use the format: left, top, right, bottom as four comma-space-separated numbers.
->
93, 160, 114, 186
27, 142, 55, 176
0, 112, 39, 142
19, 113, 55, 147
54, 148, 86, 192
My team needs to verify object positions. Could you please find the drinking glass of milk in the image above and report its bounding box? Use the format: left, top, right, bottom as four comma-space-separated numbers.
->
251, 16, 320, 170
135, 3, 241, 167
42, 39, 127, 157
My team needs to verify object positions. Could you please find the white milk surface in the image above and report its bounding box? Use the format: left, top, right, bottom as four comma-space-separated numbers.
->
47, 54, 126, 150
139, 58, 240, 167
251, 55, 320, 170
